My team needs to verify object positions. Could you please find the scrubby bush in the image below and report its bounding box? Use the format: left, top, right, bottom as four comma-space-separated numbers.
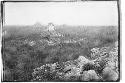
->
102, 67, 119, 81
81, 70, 100, 81
2, 25, 119, 82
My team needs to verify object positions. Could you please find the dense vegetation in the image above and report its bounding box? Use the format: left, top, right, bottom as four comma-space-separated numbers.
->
1, 25, 119, 81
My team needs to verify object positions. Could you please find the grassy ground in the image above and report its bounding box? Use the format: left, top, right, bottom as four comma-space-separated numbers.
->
2, 25, 118, 81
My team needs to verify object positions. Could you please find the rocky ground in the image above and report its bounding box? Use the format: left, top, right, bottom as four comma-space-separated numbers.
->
32, 41, 119, 82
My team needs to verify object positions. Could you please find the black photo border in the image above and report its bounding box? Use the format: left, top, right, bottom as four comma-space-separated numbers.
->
0, 0, 121, 82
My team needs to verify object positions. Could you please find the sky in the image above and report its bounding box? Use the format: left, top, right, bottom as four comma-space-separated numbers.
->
4, 1, 118, 26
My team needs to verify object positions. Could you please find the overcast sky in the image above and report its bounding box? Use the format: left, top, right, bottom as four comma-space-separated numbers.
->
4, 1, 118, 26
